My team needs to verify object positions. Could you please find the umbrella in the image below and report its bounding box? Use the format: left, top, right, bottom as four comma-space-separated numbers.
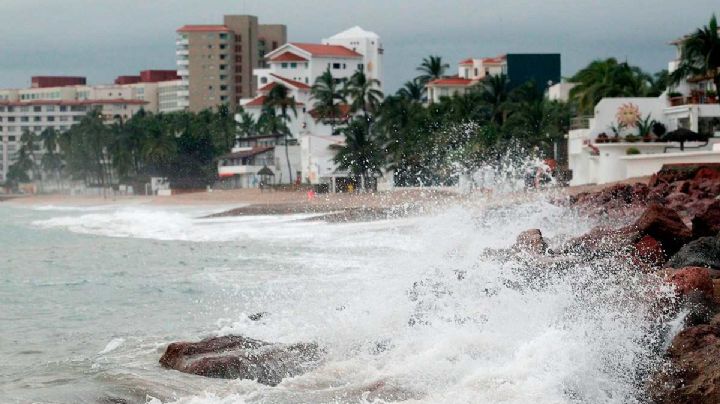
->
661, 127, 709, 151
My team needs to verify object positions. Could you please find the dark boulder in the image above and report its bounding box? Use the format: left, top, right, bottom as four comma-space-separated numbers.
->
692, 200, 720, 238
666, 267, 715, 301
631, 235, 666, 267
668, 236, 720, 270
633, 204, 692, 255
160, 335, 322, 386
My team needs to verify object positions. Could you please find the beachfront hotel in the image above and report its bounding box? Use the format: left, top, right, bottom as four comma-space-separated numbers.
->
217, 26, 386, 190
426, 54, 561, 104
567, 32, 720, 186
176, 15, 287, 112
0, 73, 183, 182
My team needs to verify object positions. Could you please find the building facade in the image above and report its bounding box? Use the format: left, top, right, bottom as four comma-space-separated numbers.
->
176, 15, 287, 112
426, 53, 561, 104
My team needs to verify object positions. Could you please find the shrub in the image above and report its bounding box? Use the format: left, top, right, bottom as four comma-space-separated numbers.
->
626, 147, 641, 155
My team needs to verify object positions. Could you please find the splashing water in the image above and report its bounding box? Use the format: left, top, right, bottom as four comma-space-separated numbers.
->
2, 189, 682, 403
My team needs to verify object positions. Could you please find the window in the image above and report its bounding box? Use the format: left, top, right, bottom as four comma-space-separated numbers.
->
47, 116, 55, 122
342, 63, 346, 69
260, 77, 268, 84
73, 116, 82, 122
34, 126, 42, 131
220, 44, 227, 50
220, 75, 227, 81
8, 117, 15, 122
220, 85, 228, 91
332, 63, 341, 69
33, 106, 41, 112
272, 41, 278, 49
20, 106, 29, 112
220, 96, 228, 101
0, 106, 4, 112
33, 116, 41, 122
219, 33, 228, 40
59, 106, 67, 112
208, 85, 214, 91
7, 106, 14, 112
220, 54, 226, 60
59, 116, 69, 122
219, 64, 227, 70
46, 105, 55, 112
290, 62, 297, 68
8, 136, 15, 141
281, 63, 288, 68
207, 44, 213, 49
358, 63, 364, 71
20, 117, 29, 122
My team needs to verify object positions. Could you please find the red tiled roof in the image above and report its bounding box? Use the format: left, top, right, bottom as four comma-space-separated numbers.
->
290, 43, 362, 58
270, 52, 309, 62
459, 58, 474, 65
483, 55, 506, 64
269, 73, 311, 89
220, 146, 274, 160
427, 77, 474, 86
243, 94, 304, 108
0, 98, 147, 107
177, 25, 230, 32
258, 82, 277, 92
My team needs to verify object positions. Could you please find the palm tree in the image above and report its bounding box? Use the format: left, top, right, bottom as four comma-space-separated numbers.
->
236, 110, 257, 141
19, 129, 40, 182
569, 58, 653, 114
332, 119, 383, 191
39, 127, 63, 188
397, 78, 425, 102
345, 69, 384, 121
311, 67, 347, 134
669, 14, 720, 93
214, 104, 236, 152
263, 83, 297, 184
416, 55, 449, 84
477, 74, 511, 125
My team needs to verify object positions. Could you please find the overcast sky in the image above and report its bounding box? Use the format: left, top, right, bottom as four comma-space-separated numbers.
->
0, 0, 718, 92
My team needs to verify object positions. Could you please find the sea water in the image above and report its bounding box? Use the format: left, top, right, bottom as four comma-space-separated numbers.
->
0, 197, 679, 403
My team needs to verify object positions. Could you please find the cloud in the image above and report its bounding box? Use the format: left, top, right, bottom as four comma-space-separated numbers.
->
0, 0, 717, 92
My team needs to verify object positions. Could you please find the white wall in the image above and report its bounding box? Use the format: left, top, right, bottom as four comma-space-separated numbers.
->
623, 151, 720, 179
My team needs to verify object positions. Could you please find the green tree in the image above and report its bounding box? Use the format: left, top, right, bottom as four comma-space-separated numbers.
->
263, 83, 297, 183
669, 14, 720, 93
417, 55, 449, 84
570, 58, 653, 114
311, 67, 347, 135
345, 69, 384, 121
332, 119, 383, 191
18, 129, 40, 181
39, 127, 63, 188
397, 78, 425, 102
477, 74, 511, 125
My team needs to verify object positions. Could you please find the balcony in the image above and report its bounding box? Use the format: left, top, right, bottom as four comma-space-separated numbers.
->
668, 91, 718, 107
177, 69, 189, 77
177, 59, 189, 66
176, 49, 189, 56
176, 38, 189, 46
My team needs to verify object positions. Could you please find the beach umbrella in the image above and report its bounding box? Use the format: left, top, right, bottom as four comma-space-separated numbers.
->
661, 127, 709, 151
257, 165, 275, 188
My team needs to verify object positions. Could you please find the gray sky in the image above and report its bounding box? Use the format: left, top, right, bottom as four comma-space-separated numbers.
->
0, 0, 718, 93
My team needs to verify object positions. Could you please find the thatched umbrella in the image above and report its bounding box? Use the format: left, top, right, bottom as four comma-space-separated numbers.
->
661, 127, 709, 151
257, 166, 275, 189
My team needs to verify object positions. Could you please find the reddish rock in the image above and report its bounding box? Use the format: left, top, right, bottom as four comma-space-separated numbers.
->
632, 235, 666, 267
696, 178, 720, 197
564, 225, 638, 256
672, 180, 691, 194
160, 335, 322, 385
513, 229, 548, 255
633, 204, 692, 255
694, 167, 720, 181
649, 315, 720, 404
692, 200, 720, 238
667, 267, 714, 300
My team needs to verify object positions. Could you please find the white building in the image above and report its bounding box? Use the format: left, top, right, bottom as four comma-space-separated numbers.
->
568, 36, 720, 185
426, 55, 507, 104
228, 27, 388, 191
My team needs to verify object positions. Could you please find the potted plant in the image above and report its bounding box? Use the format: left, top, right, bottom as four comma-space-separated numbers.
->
706, 90, 718, 104
624, 134, 640, 143
608, 122, 624, 143
596, 132, 609, 144
626, 147, 641, 155
668, 91, 684, 106
635, 114, 656, 142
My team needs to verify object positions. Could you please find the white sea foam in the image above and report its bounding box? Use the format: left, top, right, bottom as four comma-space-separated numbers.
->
144, 199, 679, 404
98, 338, 125, 355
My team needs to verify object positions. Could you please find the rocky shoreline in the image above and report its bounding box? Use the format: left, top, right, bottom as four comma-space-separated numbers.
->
159, 164, 720, 402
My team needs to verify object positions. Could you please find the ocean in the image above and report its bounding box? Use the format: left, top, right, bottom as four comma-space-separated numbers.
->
0, 198, 680, 403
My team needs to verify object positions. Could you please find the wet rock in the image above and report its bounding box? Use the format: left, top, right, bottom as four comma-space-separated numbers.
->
631, 235, 666, 267
692, 200, 720, 238
513, 229, 548, 255
160, 335, 322, 385
633, 204, 692, 256
649, 314, 720, 404
562, 225, 638, 257
666, 267, 714, 300
667, 235, 720, 270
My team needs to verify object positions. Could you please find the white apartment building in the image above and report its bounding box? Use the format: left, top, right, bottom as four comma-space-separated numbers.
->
567, 35, 720, 185
0, 99, 146, 182
227, 27, 386, 189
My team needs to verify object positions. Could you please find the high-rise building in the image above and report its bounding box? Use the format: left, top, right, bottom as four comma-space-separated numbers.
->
176, 15, 286, 112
